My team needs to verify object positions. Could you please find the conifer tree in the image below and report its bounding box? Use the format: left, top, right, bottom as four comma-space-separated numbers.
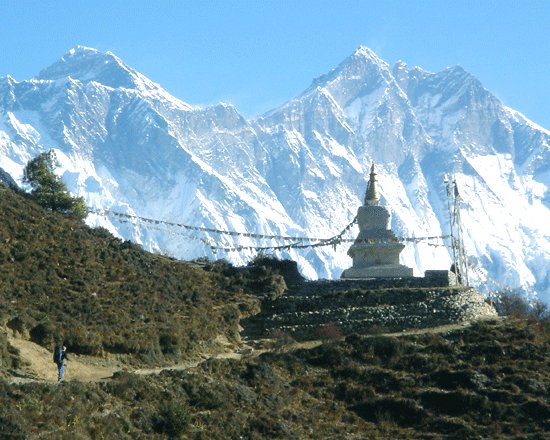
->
23, 149, 88, 221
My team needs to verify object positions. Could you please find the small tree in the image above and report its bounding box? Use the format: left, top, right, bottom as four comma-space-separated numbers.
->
23, 150, 88, 221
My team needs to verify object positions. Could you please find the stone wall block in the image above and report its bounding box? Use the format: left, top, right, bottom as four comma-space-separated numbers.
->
240, 277, 498, 341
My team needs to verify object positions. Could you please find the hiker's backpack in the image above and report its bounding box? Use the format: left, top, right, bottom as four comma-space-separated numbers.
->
53, 345, 63, 364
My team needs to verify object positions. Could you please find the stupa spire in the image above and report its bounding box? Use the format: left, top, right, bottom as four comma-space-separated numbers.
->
364, 162, 380, 205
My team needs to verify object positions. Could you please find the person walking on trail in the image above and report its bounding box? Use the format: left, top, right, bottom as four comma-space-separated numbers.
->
54, 345, 69, 381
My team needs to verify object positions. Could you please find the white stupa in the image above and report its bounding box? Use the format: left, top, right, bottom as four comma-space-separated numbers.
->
341, 163, 414, 279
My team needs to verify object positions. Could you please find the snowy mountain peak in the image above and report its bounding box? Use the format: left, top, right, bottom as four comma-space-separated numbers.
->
34, 46, 159, 94
393, 60, 408, 71
506, 107, 550, 136
295, 47, 397, 114
446, 64, 466, 73
439, 65, 479, 85
32, 47, 194, 113
309, 47, 389, 88
2, 75, 17, 84
352, 46, 383, 62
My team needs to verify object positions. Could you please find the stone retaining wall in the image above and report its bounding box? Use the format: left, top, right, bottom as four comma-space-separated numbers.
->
240, 275, 497, 341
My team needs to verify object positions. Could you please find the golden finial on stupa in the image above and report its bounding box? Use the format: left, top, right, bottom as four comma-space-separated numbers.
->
364, 162, 380, 205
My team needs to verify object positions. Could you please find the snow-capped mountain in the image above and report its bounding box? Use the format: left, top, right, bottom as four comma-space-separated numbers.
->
1, 46, 549, 301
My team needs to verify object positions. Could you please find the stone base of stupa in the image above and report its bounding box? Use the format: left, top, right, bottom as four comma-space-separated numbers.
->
240, 271, 498, 342
341, 264, 414, 279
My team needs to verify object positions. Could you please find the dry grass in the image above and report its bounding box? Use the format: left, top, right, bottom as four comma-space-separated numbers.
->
4, 317, 550, 439
0, 187, 278, 366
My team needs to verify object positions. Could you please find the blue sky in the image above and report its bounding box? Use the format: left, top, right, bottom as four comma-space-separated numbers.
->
2, 1, 549, 128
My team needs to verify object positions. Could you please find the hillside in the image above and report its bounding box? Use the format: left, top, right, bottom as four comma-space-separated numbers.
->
3, 316, 550, 438
2, 185, 550, 438
0, 186, 283, 369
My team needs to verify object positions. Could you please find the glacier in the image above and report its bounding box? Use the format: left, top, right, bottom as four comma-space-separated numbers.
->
1, 45, 549, 301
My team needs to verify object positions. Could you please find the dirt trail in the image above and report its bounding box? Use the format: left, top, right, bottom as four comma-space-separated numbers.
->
5, 319, 494, 385
7, 334, 118, 384
5, 332, 248, 385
